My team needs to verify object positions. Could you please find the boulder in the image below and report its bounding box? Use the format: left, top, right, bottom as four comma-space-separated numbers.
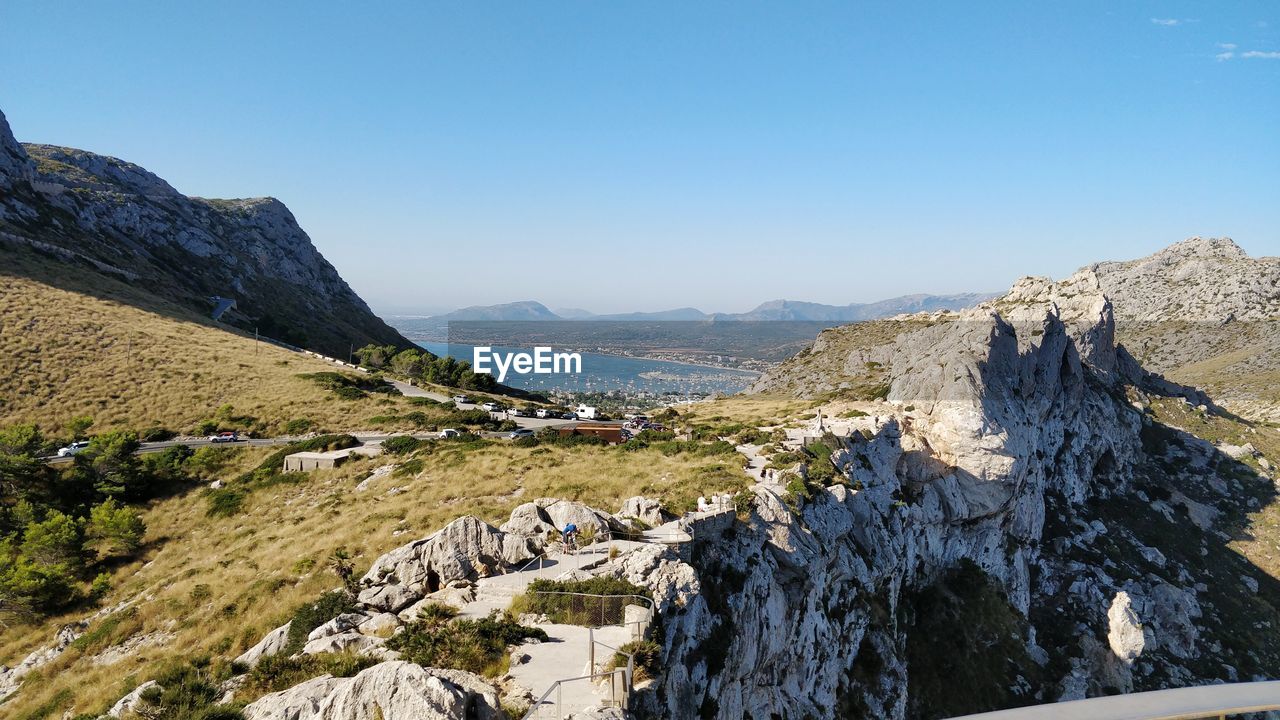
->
357, 583, 420, 614
301, 632, 386, 656
359, 516, 538, 612
542, 500, 615, 536
243, 674, 344, 720
311, 661, 501, 720
308, 613, 369, 642
615, 496, 671, 527
0, 620, 88, 699
1107, 591, 1148, 664
356, 612, 400, 637
500, 502, 555, 537
107, 680, 159, 717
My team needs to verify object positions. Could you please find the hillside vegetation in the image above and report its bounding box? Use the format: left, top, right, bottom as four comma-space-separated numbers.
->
0, 431, 751, 718
0, 248, 481, 436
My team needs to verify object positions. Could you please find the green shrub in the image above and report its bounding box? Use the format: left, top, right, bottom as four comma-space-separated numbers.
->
204, 488, 246, 518
282, 590, 358, 655
333, 386, 367, 400
246, 652, 375, 693
612, 639, 662, 681
137, 657, 242, 720
139, 426, 177, 442
381, 436, 422, 455
284, 418, 314, 434
194, 420, 220, 436
386, 610, 546, 677
515, 578, 651, 626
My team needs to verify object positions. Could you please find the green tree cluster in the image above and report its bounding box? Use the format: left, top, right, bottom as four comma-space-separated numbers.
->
0, 423, 194, 619
354, 345, 498, 391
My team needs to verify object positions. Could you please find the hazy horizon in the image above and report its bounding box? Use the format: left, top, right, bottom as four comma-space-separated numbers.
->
2, 2, 1276, 314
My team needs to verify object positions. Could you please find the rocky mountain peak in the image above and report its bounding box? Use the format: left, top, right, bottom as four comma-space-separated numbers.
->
1077, 237, 1280, 322
0, 109, 35, 187
24, 143, 179, 197
983, 238, 1277, 324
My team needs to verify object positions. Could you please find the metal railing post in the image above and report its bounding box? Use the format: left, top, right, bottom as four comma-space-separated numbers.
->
589, 627, 595, 675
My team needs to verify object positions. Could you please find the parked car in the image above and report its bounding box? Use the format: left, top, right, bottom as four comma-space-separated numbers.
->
452, 395, 470, 404
509, 407, 529, 417
439, 428, 461, 439
56, 440, 90, 457
535, 408, 550, 418
209, 431, 240, 443
481, 402, 501, 412
508, 428, 535, 439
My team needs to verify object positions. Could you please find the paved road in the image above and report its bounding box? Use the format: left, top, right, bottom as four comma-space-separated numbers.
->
42, 381, 612, 464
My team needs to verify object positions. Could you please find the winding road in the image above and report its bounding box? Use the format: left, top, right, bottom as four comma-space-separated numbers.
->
42, 382, 606, 464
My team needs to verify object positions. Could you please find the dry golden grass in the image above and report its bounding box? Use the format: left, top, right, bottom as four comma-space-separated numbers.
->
0, 436, 751, 717
675, 392, 821, 430
0, 258, 450, 436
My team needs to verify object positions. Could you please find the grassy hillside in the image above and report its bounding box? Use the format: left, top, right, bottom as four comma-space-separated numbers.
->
0, 434, 753, 718
0, 247, 456, 436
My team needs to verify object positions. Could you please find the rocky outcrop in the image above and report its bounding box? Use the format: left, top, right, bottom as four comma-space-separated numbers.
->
106, 680, 160, 717
243, 662, 501, 720
620, 274, 1277, 718
1075, 237, 1280, 322
243, 675, 346, 720
499, 501, 556, 536
358, 516, 538, 612
541, 500, 617, 536
751, 237, 1280, 421
236, 621, 292, 668
615, 496, 672, 527
1107, 592, 1148, 664
0, 620, 88, 700
0, 109, 34, 188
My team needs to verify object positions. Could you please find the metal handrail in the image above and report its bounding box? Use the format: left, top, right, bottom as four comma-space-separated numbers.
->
522, 590, 655, 630
590, 630, 636, 700
520, 669, 629, 720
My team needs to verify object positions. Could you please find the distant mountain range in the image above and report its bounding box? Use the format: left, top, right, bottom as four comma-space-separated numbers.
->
387, 293, 996, 368
397, 293, 995, 337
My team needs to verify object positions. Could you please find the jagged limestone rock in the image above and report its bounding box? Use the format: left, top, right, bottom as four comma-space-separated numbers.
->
358, 516, 537, 612
615, 496, 671, 526
243, 674, 345, 720
312, 661, 499, 720
106, 680, 159, 718
1107, 592, 1149, 664
499, 501, 556, 536
541, 500, 616, 535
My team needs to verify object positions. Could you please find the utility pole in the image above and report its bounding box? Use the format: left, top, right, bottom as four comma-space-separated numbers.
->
349, 343, 354, 365
255, 326, 259, 356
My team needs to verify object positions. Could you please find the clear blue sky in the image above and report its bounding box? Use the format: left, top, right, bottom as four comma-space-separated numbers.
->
2, 1, 1277, 314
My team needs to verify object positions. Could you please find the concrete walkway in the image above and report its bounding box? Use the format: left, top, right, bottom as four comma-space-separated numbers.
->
451, 542, 642, 716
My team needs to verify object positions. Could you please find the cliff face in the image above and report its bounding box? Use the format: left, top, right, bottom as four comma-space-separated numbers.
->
752, 238, 1280, 422
622, 279, 1280, 718
0, 108, 408, 357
